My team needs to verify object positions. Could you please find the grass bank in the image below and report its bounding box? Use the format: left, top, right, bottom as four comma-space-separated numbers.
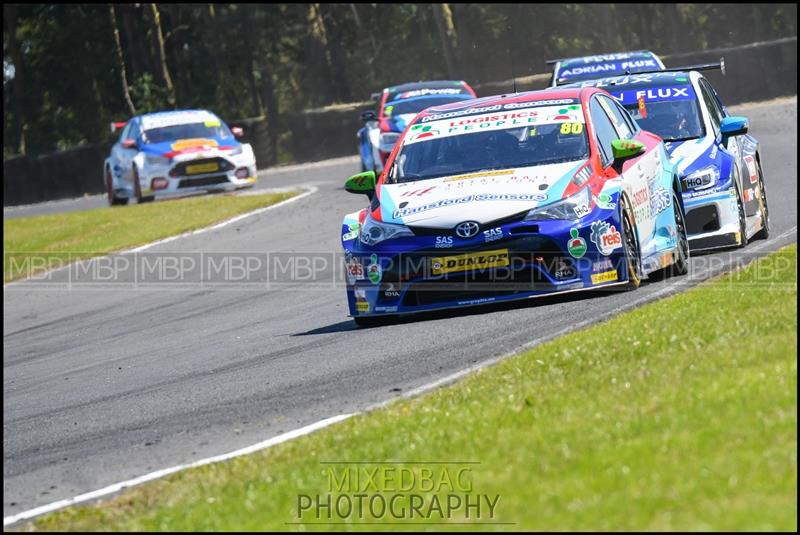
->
3, 191, 299, 283
22, 245, 797, 531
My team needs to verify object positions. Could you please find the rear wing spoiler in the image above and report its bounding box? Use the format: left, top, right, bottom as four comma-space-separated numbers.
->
546, 50, 653, 67
369, 92, 382, 102
109, 121, 127, 133
617, 57, 726, 77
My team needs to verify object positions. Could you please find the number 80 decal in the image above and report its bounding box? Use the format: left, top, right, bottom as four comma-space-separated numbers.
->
560, 122, 584, 135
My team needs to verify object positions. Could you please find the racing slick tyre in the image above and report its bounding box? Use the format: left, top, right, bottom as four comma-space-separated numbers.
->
106, 167, 127, 206
620, 198, 642, 291
734, 179, 748, 249
669, 192, 690, 276
753, 158, 771, 240
132, 166, 155, 204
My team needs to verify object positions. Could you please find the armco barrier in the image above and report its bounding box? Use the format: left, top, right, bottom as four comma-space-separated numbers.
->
3, 143, 111, 206
3, 37, 796, 207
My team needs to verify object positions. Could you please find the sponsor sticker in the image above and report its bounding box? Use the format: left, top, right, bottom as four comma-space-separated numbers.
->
567, 228, 587, 258
366, 254, 383, 284
650, 186, 672, 215
573, 203, 591, 218
400, 187, 436, 197
610, 85, 696, 106
356, 300, 370, 313
483, 227, 503, 243
345, 255, 365, 284
591, 269, 618, 284
430, 249, 510, 275
443, 169, 514, 183
744, 155, 758, 184
407, 105, 585, 145
590, 221, 622, 256
186, 162, 220, 175
392, 192, 547, 218
594, 193, 616, 211
592, 258, 614, 273
171, 138, 219, 152
435, 236, 454, 248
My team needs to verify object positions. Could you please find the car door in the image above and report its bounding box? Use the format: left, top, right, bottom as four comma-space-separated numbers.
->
122, 119, 141, 187
110, 121, 135, 184
697, 78, 753, 214
590, 95, 656, 245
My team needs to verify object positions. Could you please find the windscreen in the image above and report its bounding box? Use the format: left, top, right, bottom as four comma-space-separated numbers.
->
614, 85, 705, 142
384, 94, 474, 117
142, 121, 233, 144
387, 102, 589, 184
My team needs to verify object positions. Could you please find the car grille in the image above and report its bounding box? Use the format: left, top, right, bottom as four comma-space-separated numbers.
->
170, 157, 234, 178
373, 236, 567, 307
686, 205, 720, 234
177, 175, 231, 189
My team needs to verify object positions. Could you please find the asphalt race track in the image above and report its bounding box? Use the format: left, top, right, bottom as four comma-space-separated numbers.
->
3, 98, 797, 517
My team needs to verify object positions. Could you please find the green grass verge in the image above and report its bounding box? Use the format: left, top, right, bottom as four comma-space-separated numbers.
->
3, 191, 299, 283
22, 245, 797, 531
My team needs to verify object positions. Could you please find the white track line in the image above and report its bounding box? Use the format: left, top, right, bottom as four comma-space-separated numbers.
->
3, 186, 317, 287
4, 229, 795, 527
2, 414, 353, 527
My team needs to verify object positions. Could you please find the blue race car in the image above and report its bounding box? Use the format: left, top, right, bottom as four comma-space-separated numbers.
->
547, 50, 665, 87
342, 87, 689, 325
564, 62, 770, 250
357, 80, 477, 174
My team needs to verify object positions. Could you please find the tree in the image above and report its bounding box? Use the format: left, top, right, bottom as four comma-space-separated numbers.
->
109, 4, 136, 116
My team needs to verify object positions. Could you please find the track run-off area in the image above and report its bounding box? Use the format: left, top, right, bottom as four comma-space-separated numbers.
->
3, 97, 797, 521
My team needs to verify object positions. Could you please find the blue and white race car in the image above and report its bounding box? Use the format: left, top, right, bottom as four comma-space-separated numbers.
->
548, 50, 665, 87
341, 87, 689, 325
105, 109, 257, 205
357, 80, 477, 174
565, 64, 770, 249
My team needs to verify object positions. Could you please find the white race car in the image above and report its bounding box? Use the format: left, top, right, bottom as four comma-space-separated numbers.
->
105, 109, 257, 205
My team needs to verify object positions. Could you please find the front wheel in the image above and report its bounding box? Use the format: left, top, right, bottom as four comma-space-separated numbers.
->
669, 192, 690, 276
753, 159, 770, 240
132, 166, 155, 204
106, 167, 126, 206
734, 179, 749, 248
620, 198, 642, 290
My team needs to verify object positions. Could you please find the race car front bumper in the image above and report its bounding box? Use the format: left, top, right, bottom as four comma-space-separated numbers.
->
128, 151, 258, 200
682, 187, 741, 250
343, 208, 635, 317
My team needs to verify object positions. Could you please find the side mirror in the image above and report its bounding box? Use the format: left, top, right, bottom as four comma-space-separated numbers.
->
231, 126, 244, 138
720, 116, 748, 138
611, 139, 646, 161
360, 110, 377, 123
121, 138, 137, 149
345, 170, 377, 197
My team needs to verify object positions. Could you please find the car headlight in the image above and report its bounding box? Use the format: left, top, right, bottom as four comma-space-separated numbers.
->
379, 132, 401, 152
682, 166, 719, 190
359, 213, 414, 245
525, 187, 592, 221
145, 154, 171, 167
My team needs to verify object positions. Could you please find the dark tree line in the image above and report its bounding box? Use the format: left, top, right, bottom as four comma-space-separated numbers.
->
3, 3, 796, 158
